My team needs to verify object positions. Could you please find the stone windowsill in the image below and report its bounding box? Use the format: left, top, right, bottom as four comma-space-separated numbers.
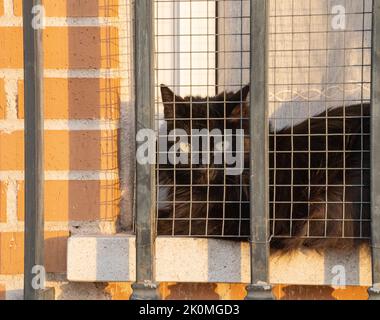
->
67, 235, 372, 286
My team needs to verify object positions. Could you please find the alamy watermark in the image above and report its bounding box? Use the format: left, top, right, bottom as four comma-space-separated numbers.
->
31, 5, 45, 30
136, 123, 245, 176
331, 265, 347, 289
331, 5, 346, 30
31, 265, 46, 290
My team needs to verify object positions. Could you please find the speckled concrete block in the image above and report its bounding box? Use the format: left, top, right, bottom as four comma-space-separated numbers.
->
67, 235, 372, 285
67, 235, 136, 282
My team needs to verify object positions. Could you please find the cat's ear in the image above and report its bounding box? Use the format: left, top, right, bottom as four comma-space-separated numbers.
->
160, 84, 185, 119
227, 84, 250, 119
230, 84, 250, 104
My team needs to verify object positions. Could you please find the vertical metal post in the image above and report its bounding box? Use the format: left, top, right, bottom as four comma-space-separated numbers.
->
246, 0, 273, 300
23, 0, 53, 300
369, 0, 380, 300
131, 0, 159, 300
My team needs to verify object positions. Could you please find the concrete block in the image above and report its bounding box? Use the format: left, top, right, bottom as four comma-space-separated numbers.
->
67, 235, 372, 285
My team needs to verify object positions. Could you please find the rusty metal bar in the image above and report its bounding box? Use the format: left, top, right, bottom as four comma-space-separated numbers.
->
131, 0, 159, 300
23, 0, 54, 300
245, 0, 273, 300
369, 0, 380, 300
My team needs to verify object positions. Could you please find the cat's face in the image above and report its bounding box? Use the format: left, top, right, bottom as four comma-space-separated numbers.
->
159, 84, 250, 183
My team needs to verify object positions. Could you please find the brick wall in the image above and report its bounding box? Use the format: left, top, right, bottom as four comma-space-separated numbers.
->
0, 0, 132, 299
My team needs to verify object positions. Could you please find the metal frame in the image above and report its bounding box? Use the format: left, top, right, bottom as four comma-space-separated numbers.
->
245, 0, 273, 300
369, 0, 380, 300
131, 0, 160, 300
23, 0, 54, 300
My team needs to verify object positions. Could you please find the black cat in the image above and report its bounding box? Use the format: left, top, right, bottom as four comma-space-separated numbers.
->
157, 84, 251, 238
269, 103, 370, 251
157, 84, 371, 252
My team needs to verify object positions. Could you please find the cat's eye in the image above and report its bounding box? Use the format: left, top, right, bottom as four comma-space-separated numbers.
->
179, 142, 191, 154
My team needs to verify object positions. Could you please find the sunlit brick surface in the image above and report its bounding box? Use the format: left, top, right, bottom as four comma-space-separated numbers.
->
0, 0, 128, 298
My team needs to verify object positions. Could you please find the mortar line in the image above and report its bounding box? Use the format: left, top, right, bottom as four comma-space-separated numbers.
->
0, 170, 119, 181
5, 179, 17, 226
3, 0, 15, 18
0, 119, 119, 132
0, 16, 121, 27
4, 79, 18, 119
0, 69, 121, 79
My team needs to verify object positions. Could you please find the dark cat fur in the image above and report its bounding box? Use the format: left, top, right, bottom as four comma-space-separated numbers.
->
157, 84, 251, 238
269, 103, 370, 251
157, 84, 371, 252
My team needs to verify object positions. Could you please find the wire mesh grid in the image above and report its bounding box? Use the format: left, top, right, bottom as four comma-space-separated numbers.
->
84, 0, 133, 230
268, 0, 372, 246
154, 0, 372, 243
98, 1, 120, 226
155, 0, 251, 237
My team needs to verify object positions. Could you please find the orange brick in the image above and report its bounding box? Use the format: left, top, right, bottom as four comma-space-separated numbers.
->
0, 285, 5, 300
44, 27, 119, 69
0, 231, 69, 275
17, 180, 120, 222
44, 231, 69, 273
333, 286, 369, 300
44, 130, 118, 171
0, 26, 119, 69
273, 285, 286, 300
215, 283, 246, 300
0, 131, 24, 170
165, 283, 220, 300
0, 283, 5, 300
279, 285, 336, 300
0, 130, 118, 170
105, 283, 132, 300
14, 0, 119, 17
18, 78, 120, 119
0, 182, 6, 223
0, 27, 23, 68
0, 233, 22, 274
0, 78, 5, 119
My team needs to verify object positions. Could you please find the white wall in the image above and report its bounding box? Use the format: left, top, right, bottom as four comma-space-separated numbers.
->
269, 0, 372, 129
155, 0, 216, 101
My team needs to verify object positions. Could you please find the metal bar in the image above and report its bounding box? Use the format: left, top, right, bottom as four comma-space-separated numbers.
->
246, 0, 273, 300
131, 0, 159, 300
23, 0, 53, 300
369, 0, 380, 300
215, 1, 219, 95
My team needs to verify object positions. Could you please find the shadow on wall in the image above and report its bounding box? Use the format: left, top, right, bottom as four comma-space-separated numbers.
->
0, 234, 67, 299
66, 0, 120, 232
